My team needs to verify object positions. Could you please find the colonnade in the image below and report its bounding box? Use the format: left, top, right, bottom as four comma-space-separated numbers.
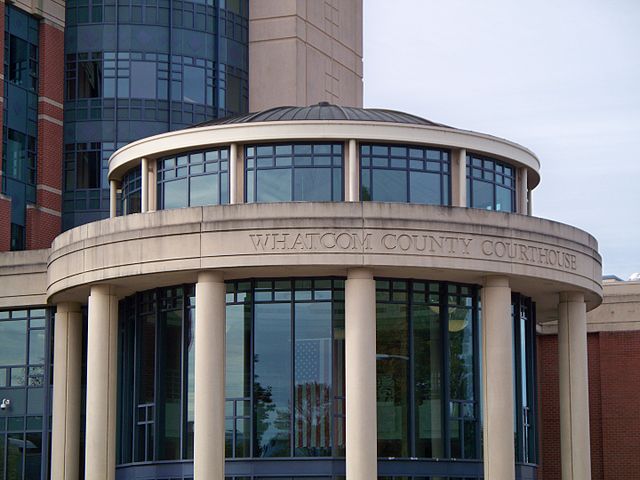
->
50, 272, 589, 480
108, 144, 534, 218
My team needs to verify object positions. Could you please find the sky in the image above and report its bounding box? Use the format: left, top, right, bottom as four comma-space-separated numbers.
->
363, 0, 640, 279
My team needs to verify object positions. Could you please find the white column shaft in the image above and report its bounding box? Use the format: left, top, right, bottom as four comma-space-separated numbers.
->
518, 167, 528, 214
194, 271, 226, 479
558, 292, 591, 480
229, 143, 238, 204
85, 285, 118, 480
51, 302, 83, 480
345, 268, 377, 480
527, 188, 533, 216
347, 139, 358, 201
481, 276, 515, 480
148, 160, 157, 212
141, 157, 149, 213
452, 148, 467, 207
109, 181, 117, 218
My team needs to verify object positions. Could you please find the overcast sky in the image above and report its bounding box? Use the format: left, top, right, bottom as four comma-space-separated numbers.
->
363, 0, 640, 279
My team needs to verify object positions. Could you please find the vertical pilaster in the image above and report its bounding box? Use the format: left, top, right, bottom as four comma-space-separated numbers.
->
481, 276, 515, 480
51, 302, 83, 480
347, 139, 358, 201
194, 271, 226, 479
85, 285, 118, 480
451, 148, 467, 207
558, 292, 591, 480
109, 180, 118, 218
148, 160, 157, 212
345, 268, 377, 480
527, 188, 533, 216
518, 167, 528, 214
141, 158, 149, 213
229, 143, 238, 204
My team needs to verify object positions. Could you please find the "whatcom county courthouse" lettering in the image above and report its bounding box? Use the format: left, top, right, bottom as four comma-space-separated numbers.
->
248, 231, 578, 271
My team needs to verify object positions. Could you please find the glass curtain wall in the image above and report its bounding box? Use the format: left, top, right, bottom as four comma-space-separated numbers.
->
513, 295, 537, 465
375, 280, 480, 460
245, 144, 343, 203
118, 279, 345, 464
360, 145, 450, 205
2, 5, 39, 250
0, 308, 52, 480
63, 0, 249, 228
121, 167, 142, 215
157, 148, 230, 209
466, 154, 515, 212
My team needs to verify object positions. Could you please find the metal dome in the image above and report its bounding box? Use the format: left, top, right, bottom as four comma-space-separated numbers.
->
192, 102, 452, 128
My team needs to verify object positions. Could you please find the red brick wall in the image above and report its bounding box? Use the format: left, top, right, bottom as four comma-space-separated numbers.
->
538, 331, 640, 479
0, 1, 5, 220
0, 196, 10, 251
24, 21, 65, 250
25, 206, 60, 249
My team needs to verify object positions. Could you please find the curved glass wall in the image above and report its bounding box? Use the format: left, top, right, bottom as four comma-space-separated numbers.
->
466, 153, 515, 212
245, 144, 343, 203
157, 148, 230, 209
63, 0, 249, 229
121, 167, 142, 215
117, 280, 536, 476
360, 144, 450, 205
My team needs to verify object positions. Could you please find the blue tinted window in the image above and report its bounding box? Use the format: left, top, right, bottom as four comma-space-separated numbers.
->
245, 144, 343, 203
157, 148, 229, 209
121, 167, 142, 214
361, 144, 450, 205
466, 154, 516, 212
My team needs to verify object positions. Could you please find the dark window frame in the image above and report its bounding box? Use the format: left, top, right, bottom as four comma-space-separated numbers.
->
466, 153, 516, 212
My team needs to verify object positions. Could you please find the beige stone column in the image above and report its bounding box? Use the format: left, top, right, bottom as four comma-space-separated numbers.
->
109, 180, 118, 218
51, 302, 83, 480
148, 160, 157, 212
451, 148, 467, 207
85, 285, 118, 480
229, 143, 238, 204
558, 292, 591, 480
347, 139, 358, 201
345, 268, 377, 480
518, 167, 528, 214
141, 157, 149, 213
527, 188, 533, 216
194, 271, 226, 479
481, 276, 515, 480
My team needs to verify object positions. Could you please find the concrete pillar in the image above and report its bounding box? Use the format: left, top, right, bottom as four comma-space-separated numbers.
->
558, 292, 591, 480
85, 285, 118, 480
51, 302, 83, 480
229, 143, 238, 204
148, 160, 157, 212
527, 188, 533, 216
347, 139, 358, 201
141, 157, 149, 213
518, 167, 528, 215
451, 148, 467, 207
109, 180, 118, 218
194, 271, 226, 479
345, 268, 377, 480
481, 276, 515, 480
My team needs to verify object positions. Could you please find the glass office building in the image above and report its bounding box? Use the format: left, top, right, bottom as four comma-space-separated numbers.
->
61, 0, 249, 229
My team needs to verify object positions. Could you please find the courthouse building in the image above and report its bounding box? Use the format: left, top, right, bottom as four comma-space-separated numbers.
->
0, 1, 638, 480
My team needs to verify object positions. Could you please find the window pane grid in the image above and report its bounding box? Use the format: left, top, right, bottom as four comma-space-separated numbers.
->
361, 144, 450, 205
245, 143, 343, 203
466, 153, 515, 212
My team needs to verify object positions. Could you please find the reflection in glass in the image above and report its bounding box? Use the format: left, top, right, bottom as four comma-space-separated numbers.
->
376, 299, 409, 457
254, 303, 291, 457
158, 309, 182, 460
0, 320, 27, 365
467, 154, 516, 212
414, 303, 443, 458
372, 169, 406, 203
256, 169, 291, 203
294, 302, 332, 456
28, 330, 45, 365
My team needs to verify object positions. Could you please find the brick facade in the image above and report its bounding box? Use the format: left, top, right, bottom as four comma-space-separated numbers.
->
25, 205, 60, 250
538, 331, 640, 479
0, 196, 10, 252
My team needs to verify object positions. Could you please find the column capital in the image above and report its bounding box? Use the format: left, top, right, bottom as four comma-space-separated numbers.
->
483, 275, 509, 288
90, 283, 117, 297
56, 301, 82, 314
347, 267, 373, 280
197, 270, 225, 284
559, 291, 585, 304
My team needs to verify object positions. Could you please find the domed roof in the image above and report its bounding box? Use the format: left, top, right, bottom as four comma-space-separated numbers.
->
193, 102, 452, 128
